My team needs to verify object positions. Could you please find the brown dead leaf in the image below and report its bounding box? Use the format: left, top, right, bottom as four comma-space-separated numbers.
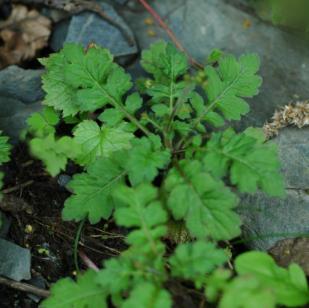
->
0, 5, 51, 70
269, 237, 309, 275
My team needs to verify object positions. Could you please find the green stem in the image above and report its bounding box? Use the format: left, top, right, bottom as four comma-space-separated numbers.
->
77, 60, 150, 136
74, 216, 87, 273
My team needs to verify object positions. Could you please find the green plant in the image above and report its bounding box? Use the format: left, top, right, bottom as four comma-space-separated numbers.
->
0, 132, 12, 228
25, 42, 309, 307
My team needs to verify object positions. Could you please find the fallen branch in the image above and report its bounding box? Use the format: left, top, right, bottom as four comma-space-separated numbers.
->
0, 275, 51, 298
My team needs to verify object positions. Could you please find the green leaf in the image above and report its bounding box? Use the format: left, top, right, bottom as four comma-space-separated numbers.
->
98, 92, 142, 129
140, 41, 167, 82
203, 53, 262, 122
234, 251, 309, 307
26, 107, 60, 137
206, 48, 224, 64
39, 53, 80, 117
243, 126, 266, 145
122, 283, 172, 308
147, 82, 193, 104
63, 112, 88, 124
41, 270, 108, 308
96, 251, 168, 306
190, 93, 224, 128
126, 134, 171, 186
29, 134, 81, 176
169, 241, 228, 280
73, 120, 134, 166
62, 154, 126, 224
113, 183, 167, 254
197, 132, 285, 197
165, 159, 241, 240
151, 104, 170, 117
40, 43, 140, 132
158, 44, 189, 80
96, 257, 135, 295
171, 120, 191, 137
0, 132, 11, 165
203, 268, 232, 302
219, 274, 277, 308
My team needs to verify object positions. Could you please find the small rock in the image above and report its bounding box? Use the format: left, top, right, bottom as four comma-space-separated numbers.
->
50, 2, 137, 58
0, 98, 43, 146
27, 277, 46, 303
238, 127, 309, 252
0, 210, 11, 239
269, 237, 309, 275
57, 174, 72, 188
0, 239, 31, 281
0, 66, 45, 105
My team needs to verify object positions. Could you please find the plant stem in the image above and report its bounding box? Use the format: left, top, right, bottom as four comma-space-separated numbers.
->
74, 216, 87, 274
165, 85, 192, 135
138, 0, 203, 70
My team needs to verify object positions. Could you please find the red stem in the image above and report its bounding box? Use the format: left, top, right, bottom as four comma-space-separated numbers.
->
138, 0, 203, 70
78, 248, 99, 272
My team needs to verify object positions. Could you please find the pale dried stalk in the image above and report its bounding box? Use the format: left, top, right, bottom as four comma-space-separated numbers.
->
262, 100, 309, 140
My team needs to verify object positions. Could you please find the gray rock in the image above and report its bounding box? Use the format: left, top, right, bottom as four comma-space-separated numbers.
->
27, 276, 46, 302
0, 98, 43, 146
238, 127, 309, 251
0, 211, 11, 239
122, 0, 309, 131
0, 238, 31, 281
0, 66, 45, 105
50, 2, 138, 58
58, 174, 72, 188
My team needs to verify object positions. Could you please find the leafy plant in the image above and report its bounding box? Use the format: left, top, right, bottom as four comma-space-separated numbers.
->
24, 42, 309, 308
0, 131, 12, 227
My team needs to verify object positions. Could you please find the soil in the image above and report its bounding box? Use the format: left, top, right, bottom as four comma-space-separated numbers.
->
0, 142, 129, 307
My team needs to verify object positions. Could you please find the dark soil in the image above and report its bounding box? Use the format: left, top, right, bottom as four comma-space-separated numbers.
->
0, 143, 129, 308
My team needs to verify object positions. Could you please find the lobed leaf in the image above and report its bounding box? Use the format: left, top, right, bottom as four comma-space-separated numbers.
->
126, 134, 171, 186
190, 93, 224, 131
96, 250, 168, 307
0, 131, 11, 165
113, 183, 168, 255
28, 133, 81, 176
140, 41, 167, 83
234, 251, 309, 307
192, 53, 262, 128
195, 132, 285, 197
98, 92, 142, 129
158, 44, 189, 80
41, 270, 107, 308
26, 106, 60, 137
62, 153, 127, 224
219, 274, 277, 308
73, 120, 134, 166
165, 159, 241, 240
122, 283, 172, 308
169, 241, 228, 280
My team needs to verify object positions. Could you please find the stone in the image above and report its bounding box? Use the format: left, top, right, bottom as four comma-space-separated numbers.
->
121, 0, 309, 131
0, 211, 11, 239
27, 276, 46, 302
0, 98, 43, 146
237, 127, 309, 252
50, 2, 138, 58
57, 174, 72, 188
0, 238, 31, 281
0, 66, 45, 105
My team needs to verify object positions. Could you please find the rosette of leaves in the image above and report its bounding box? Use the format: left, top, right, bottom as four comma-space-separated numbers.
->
26, 42, 308, 308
